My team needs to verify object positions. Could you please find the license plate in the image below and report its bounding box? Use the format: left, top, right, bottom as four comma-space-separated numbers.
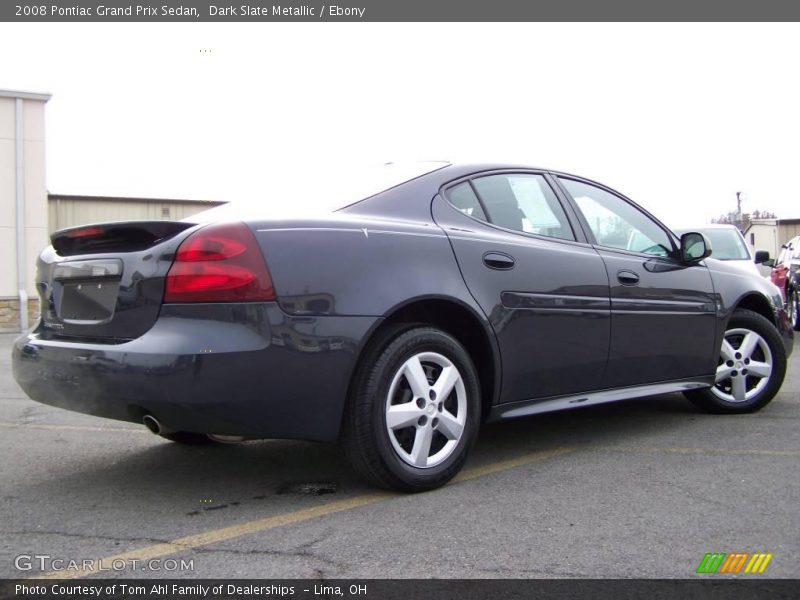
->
59, 280, 120, 323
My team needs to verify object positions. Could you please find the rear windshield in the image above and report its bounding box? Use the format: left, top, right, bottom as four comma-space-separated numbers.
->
187, 162, 450, 223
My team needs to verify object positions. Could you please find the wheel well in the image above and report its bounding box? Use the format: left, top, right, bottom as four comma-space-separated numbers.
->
735, 293, 776, 325
355, 299, 497, 420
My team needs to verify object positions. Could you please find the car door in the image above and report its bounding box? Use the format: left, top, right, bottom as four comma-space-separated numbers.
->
555, 175, 718, 388
431, 171, 610, 404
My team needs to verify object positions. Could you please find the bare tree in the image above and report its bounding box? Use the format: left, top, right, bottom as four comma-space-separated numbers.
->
711, 209, 777, 232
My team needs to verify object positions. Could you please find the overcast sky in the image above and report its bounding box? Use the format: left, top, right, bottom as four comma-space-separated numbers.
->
1, 23, 798, 227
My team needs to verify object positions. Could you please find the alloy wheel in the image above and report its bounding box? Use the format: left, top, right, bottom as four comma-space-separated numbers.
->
711, 328, 773, 403
790, 290, 799, 329
385, 352, 467, 468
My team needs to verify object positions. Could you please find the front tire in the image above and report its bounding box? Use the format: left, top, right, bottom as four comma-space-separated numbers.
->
341, 325, 481, 492
685, 309, 787, 413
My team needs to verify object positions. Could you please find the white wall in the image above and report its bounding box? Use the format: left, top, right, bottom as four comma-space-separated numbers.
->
748, 223, 780, 260
0, 90, 50, 331
0, 97, 19, 299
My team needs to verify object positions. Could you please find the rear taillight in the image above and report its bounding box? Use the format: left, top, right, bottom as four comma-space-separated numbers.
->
163, 222, 276, 303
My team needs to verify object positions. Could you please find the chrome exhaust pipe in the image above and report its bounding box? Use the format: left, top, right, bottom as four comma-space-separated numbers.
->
142, 414, 162, 435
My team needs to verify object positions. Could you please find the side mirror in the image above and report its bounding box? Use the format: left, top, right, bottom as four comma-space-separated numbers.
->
680, 232, 712, 265
762, 259, 775, 268
754, 250, 771, 264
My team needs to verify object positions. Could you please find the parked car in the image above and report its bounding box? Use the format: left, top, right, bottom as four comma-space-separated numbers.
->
770, 235, 800, 330
12, 163, 794, 491
673, 224, 772, 277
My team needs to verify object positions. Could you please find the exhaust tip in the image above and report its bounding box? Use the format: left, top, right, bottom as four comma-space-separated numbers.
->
142, 414, 161, 435
207, 434, 246, 444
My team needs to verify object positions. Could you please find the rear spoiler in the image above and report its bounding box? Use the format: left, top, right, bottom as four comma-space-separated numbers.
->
51, 221, 195, 256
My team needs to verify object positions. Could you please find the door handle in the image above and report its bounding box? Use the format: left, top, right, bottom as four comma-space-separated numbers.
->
617, 270, 640, 286
483, 252, 515, 270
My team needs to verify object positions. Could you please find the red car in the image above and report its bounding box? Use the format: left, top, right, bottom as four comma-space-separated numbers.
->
770, 235, 800, 330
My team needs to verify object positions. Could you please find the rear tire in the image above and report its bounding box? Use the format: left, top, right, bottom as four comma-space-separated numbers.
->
685, 309, 787, 414
341, 324, 481, 492
788, 287, 800, 331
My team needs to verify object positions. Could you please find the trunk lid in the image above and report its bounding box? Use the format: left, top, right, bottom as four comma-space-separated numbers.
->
38, 221, 195, 341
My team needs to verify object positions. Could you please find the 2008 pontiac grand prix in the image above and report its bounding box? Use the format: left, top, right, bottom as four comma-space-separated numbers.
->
12, 162, 793, 491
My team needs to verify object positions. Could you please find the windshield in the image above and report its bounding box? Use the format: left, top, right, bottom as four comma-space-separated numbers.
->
187, 161, 450, 223
675, 227, 750, 261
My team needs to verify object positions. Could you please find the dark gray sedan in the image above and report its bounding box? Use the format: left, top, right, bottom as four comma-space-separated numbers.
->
12, 163, 794, 491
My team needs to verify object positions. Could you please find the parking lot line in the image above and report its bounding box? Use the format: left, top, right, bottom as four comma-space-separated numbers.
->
33, 493, 393, 581
453, 447, 574, 482
599, 445, 800, 458
0, 421, 145, 433
32, 446, 575, 580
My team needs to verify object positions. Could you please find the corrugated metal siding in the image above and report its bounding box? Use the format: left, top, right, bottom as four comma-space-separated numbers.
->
779, 222, 800, 245
748, 222, 800, 260
48, 197, 225, 233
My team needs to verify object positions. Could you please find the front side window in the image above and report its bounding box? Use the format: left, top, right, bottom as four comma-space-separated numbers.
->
559, 178, 673, 257
469, 174, 575, 241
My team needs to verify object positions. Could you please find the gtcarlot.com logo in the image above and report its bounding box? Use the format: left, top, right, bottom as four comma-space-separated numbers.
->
14, 554, 194, 573
696, 552, 773, 574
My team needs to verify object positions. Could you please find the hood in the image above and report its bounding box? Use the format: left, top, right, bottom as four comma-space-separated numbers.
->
704, 257, 764, 278
705, 257, 783, 307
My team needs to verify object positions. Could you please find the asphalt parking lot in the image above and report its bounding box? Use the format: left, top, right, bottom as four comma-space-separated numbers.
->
1, 333, 798, 580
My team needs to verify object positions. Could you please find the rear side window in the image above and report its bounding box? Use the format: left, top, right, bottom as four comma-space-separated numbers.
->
446, 182, 487, 221
469, 174, 575, 241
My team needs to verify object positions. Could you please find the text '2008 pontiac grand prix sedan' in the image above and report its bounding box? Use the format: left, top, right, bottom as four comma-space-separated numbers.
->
12, 163, 794, 491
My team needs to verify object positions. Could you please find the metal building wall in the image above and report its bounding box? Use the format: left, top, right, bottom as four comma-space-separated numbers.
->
48, 196, 226, 233
749, 220, 800, 261
777, 222, 800, 246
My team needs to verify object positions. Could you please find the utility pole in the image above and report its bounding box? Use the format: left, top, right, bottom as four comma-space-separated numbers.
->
736, 191, 744, 231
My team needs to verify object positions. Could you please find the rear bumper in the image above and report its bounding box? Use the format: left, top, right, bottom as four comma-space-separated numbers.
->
12, 303, 379, 442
